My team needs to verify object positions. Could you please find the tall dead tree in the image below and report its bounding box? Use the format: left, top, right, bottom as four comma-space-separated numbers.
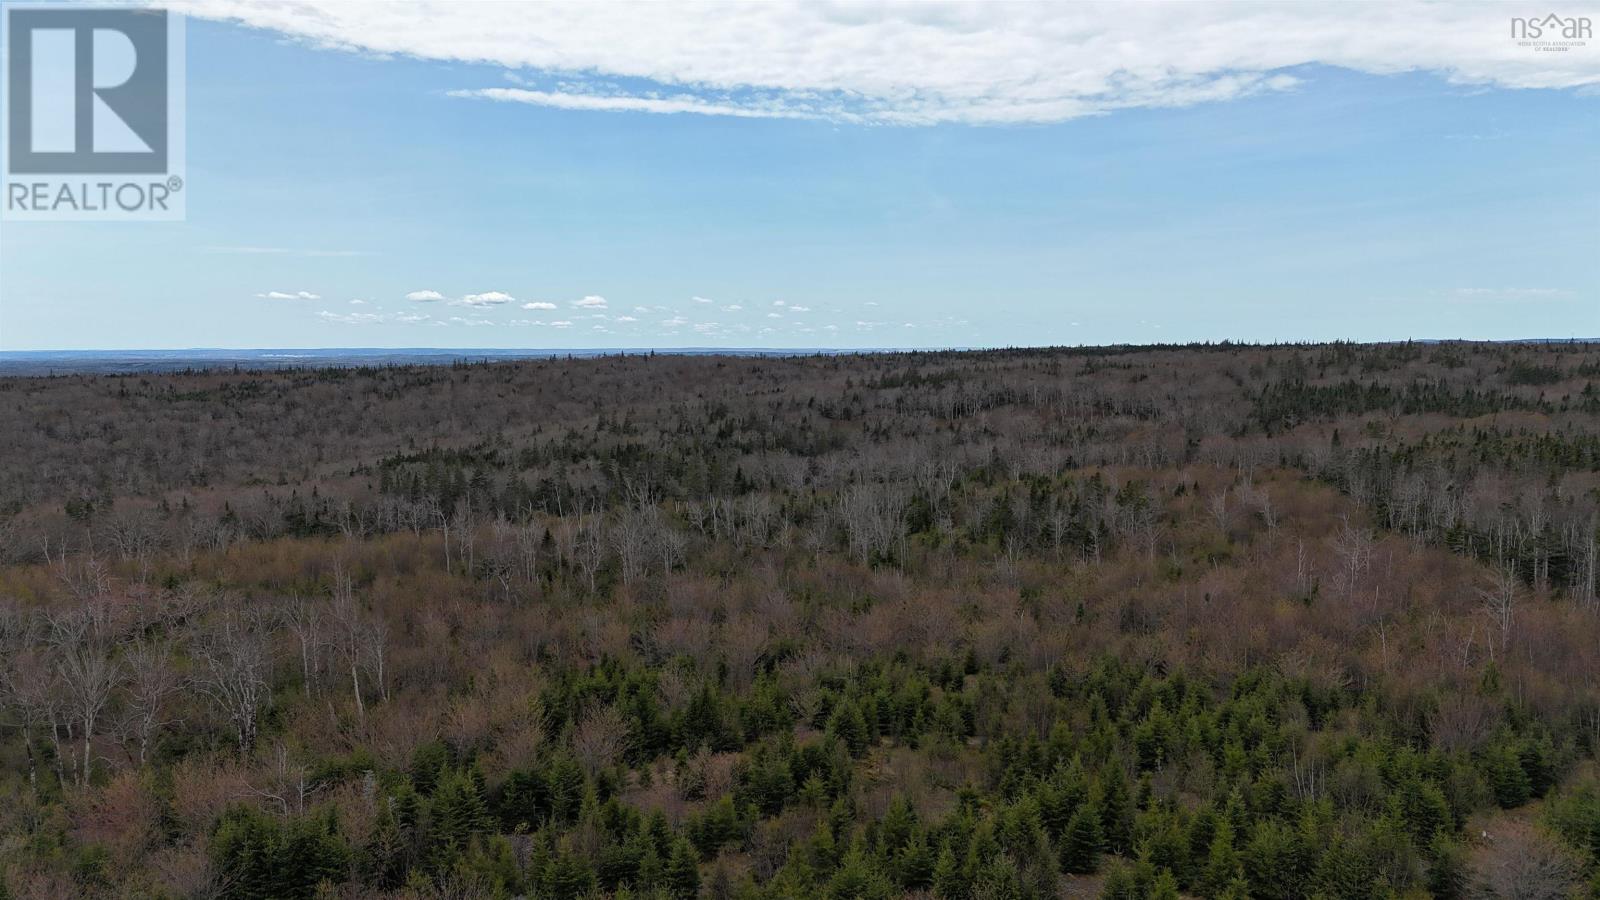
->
49, 601, 121, 787
284, 595, 325, 699
119, 636, 181, 767
1478, 562, 1521, 660
332, 567, 388, 721
193, 608, 271, 753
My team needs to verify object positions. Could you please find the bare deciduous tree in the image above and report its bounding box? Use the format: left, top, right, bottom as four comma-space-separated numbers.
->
252, 743, 318, 818
192, 609, 272, 753
118, 636, 181, 767
49, 601, 121, 786
1206, 486, 1230, 533
332, 567, 388, 722
611, 508, 652, 584
837, 483, 906, 566
284, 596, 325, 699
571, 703, 630, 775
572, 521, 606, 593
1330, 518, 1375, 601
1478, 562, 1520, 659
1469, 821, 1579, 900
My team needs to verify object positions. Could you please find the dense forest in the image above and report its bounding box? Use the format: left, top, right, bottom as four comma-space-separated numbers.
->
1, 341, 1598, 899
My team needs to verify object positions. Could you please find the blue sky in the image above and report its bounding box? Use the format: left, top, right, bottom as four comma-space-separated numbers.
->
1, 3, 1597, 350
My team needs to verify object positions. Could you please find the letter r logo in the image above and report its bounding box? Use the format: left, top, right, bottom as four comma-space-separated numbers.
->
6, 8, 168, 174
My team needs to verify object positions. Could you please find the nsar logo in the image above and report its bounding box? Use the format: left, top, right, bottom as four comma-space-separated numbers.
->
1510, 12, 1593, 52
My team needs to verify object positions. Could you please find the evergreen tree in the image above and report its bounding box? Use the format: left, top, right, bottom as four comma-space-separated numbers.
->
1426, 835, 1467, 900
1060, 804, 1103, 874
1198, 821, 1243, 898
1310, 834, 1374, 900
932, 845, 965, 900
1485, 737, 1533, 808
971, 853, 1024, 900
1098, 768, 1134, 855
828, 699, 871, 757
1148, 869, 1181, 900
666, 837, 702, 899
426, 767, 490, 870
547, 752, 588, 823
806, 819, 840, 874
1099, 861, 1138, 900
546, 842, 598, 900
895, 832, 936, 889
637, 842, 665, 891
1242, 820, 1306, 900
827, 846, 893, 900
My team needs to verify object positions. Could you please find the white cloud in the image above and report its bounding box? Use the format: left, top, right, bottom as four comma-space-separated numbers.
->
452, 87, 830, 120
723, 304, 743, 311
395, 312, 431, 323
662, 315, 688, 327
453, 290, 515, 307
167, 3, 1600, 126
615, 315, 638, 322
767, 312, 783, 319
788, 305, 810, 312
550, 320, 573, 328
349, 299, 369, 305
255, 290, 320, 301
693, 295, 714, 304
406, 289, 446, 302
572, 295, 608, 309
522, 301, 557, 310
317, 310, 383, 325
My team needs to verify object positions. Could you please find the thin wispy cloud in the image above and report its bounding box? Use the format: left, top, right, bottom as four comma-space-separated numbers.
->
452, 87, 826, 120
452, 291, 515, 308
168, 2, 1600, 125
1453, 287, 1576, 301
255, 290, 321, 300
316, 309, 384, 324
207, 245, 374, 257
